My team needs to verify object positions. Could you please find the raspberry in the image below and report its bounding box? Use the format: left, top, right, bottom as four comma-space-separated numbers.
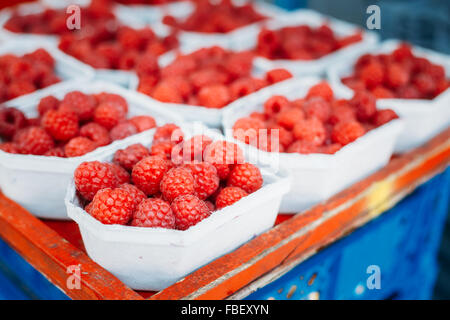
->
74, 161, 119, 201
114, 144, 150, 171
268, 124, 294, 148
64, 137, 95, 157
179, 135, 213, 162
7, 80, 36, 99
371, 86, 395, 99
318, 143, 342, 154
204, 140, 244, 166
79, 122, 110, 147
303, 97, 331, 122
215, 186, 248, 209
150, 141, 174, 159
293, 117, 326, 146
264, 96, 289, 116
265, 68, 292, 84
128, 115, 156, 132
151, 81, 183, 103
413, 73, 435, 96
109, 122, 138, 141
331, 120, 365, 145
198, 84, 230, 109
37, 95, 59, 117
0, 107, 28, 140
44, 147, 65, 157
372, 109, 398, 127
130, 198, 175, 229
24, 48, 55, 68
0, 142, 19, 154
60, 91, 97, 122
183, 162, 219, 200
276, 108, 304, 130
95, 92, 128, 114
306, 82, 334, 102
392, 43, 413, 61
108, 163, 130, 184
398, 85, 421, 99
42, 109, 79, 141
132, 156, 170, 195
90, 188, 135, 225
349, 91, 377, 121
229, 77, 257, 100
386, 63, 409, 89
328, 103, 356, 125
94, 102, 126, 130
287, 140, 318, 154
205, 200, 215, 212
153, 123, 184, 144
118, 183, 146, 210
160, 167, 195, 202
232, 117, 265, 145
227, 163, 263, 194
359, 62, 384, 89
171, 194, 211, 231
135, 54, 159, 77
15, 127, 54, 155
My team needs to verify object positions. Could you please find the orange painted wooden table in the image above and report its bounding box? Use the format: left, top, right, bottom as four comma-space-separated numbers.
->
0, 128, 449, 300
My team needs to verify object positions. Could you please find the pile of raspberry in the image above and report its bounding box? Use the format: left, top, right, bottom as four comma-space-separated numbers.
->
256, 24, 363, 60
74, 124, 264, 230
58, 25, 178, 70
0, 91, 158, 157
232, 82, 399, 154
138, 46, 292, 108
163, 0, 266, 34
4, 0, 115, 36
0, 49, 60, 103
342, 43, 449, 100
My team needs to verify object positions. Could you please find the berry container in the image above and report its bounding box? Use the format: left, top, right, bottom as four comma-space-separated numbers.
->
248, 9, 379, 76
151, 0, 287, 51
222, 77, 404, 213
327, 39, 450, 152
0, 38, 95, 104
0, 80, 183, 220
65, 124, 291, 291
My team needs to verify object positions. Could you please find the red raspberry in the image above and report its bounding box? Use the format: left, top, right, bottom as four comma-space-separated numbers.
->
135, 54, 159, 77
303, 97, 331, 122
15, 127, 54, 155
287, 140, 319, 154
328, 103, 356, 125
7, 80, 36, 99
79, 122, 110, 147
160, 167, 195, 202
265, 68, 292, 84
179, 135, 213, 163
153, 123, 184, 144
114, 144, 150, 171
24, 48, 55, 68
413, 73, 435, 96
132, 156, 170, 195
331, 120, 366, 145
227, 163, 263, 194
293, 117, 326, 146
37, 95, 59, 117
268, 124, 294, 149
90, 188, 135, 225
130, 198, 175, 229
44, 147, 65, 157
74, 161, 119, 201
64, 137, 95, 157
232, 117, 265, 145
386, 63, 409, 89
359, 62, 384, 89
204, 140, 244, 167
108, 163, 130, 184
183, 162, 219, 200
109, 122, 138, 141
264, 95, 289, 116
371, 86, 395, 99
198, 84, 230, 109
151, 81, 183, 103
397, 85, 421, 99
118, 183, 146, 210
205, 200, 215, 212
372, 109, 398, 127
95, 92, 128, 114
42, 109, 79, 141
0, 142, 19, 154
276, 107, 304, 130
128, 115, 157, 132
94, 102, 126, 130
229, 78, 257, 100
150, 141, 174, 159
306, 82, 334, 101
215, 186, 248, 209
171, 194, 211, 231
60, 91, 97, 122
319, 143, 342, 154
392, 43, 413, 61
0, 107, 27, 140
349, 91, 377, 121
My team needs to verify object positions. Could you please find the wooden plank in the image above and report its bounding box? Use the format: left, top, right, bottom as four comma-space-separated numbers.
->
150, 128, 450, 300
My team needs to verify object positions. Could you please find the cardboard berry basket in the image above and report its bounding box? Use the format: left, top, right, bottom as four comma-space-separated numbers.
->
327, 39, 450, 153
65, 124, 291, 291
151, 0, 287, 52
0, 80, 183, 220
0, 38, 95, 105
222, 77, 404, 213
247, 9, 379, 77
